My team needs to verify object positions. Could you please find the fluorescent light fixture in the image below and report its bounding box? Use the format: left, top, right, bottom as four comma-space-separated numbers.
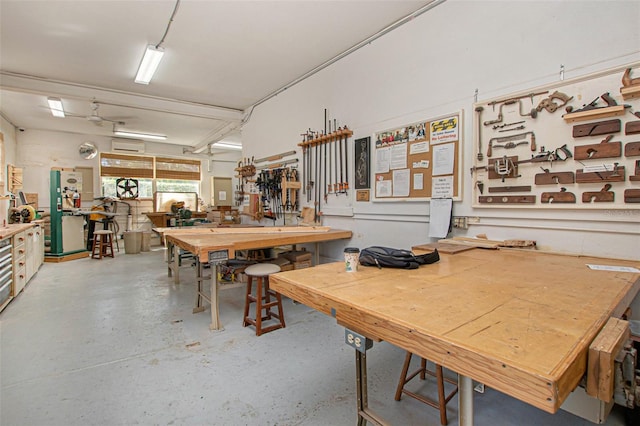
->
114, 130, 167, 141
212, 142, 242, 151
47, 97, 65, 117
134, 45, 165, 84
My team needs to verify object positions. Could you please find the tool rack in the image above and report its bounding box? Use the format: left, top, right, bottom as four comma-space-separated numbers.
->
472, 63, 640, 209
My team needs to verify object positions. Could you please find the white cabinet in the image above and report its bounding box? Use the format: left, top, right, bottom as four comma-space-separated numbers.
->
26, 224, 44, 281
11, 224, 44, 297
12, 230, 27, 295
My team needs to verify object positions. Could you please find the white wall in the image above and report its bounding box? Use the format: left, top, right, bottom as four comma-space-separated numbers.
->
242, 0, 640, 261
0, 115, 18, 192
14, 129, 240, 213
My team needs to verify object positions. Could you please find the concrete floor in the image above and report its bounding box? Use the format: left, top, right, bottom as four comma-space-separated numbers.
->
0, 247, 631, 425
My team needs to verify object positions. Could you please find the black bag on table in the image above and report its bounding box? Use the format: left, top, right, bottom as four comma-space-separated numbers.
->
359, 246, 439, 269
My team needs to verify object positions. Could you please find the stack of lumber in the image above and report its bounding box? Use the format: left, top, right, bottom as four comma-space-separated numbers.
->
413, 236, 536, 254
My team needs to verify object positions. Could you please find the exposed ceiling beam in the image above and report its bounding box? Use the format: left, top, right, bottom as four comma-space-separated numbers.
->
0, 71, 244, 122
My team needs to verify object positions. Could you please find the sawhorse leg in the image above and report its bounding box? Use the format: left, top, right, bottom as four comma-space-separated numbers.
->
209, 261, 221, 330
193, 259, 209, 314
191, 258, 223, 331
166, 242, 180, 284
346, 328, 475, 426
345, 329, 387, 426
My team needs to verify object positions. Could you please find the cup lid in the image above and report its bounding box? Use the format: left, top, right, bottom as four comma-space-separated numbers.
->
344, 247, 360, 253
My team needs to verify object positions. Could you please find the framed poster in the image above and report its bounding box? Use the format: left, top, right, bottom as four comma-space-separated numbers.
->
354, 136, 370, 189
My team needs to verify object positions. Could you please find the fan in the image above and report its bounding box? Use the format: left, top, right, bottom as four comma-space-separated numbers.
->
68, 102, 125, 126
116, 178, 139, 199
79, 141, 98, 159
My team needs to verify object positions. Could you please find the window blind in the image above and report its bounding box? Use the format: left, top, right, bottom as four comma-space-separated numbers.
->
155, 157, 201, 180
100, 153, 154, 178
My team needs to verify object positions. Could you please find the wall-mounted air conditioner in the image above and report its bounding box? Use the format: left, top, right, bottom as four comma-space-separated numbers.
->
112, 139, 145, 154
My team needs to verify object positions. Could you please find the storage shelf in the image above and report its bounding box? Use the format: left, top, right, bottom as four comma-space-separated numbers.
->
562, 105, 627, 123
620, 85, 640, 100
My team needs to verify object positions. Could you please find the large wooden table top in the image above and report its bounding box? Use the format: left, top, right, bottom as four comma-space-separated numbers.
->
269, 248, 640, 414
164, 228, 352, 262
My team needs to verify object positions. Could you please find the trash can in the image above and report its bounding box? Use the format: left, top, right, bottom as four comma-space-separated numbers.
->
141, 231, 151, 252
123, 231, 142, 254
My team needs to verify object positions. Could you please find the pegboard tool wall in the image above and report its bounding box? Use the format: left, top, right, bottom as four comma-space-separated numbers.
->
472, 63, 640, 210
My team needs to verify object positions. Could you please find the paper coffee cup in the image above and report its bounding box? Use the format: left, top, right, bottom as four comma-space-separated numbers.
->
344, 247, 360, 272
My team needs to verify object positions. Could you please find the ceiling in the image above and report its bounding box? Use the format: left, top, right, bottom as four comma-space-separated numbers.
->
0, 0, 435, 152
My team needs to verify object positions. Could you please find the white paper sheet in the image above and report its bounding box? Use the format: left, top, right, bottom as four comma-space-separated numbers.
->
587, 264, 640, 273
390, 143, 408, 170
410, 141, 430, 154
413, 173, 424, 190
428, 198, 452, 238
432, 143, 455, 176
376, 147, 391, 173
392, 169, 410, 197
431, 176, 453, 198
376, 179, 392, 197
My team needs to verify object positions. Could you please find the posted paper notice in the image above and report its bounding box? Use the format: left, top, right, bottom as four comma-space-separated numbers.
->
432, 143, 455, 176
432, 176, 453, 198
429, 198, 452, 238
392, 169, 410, 197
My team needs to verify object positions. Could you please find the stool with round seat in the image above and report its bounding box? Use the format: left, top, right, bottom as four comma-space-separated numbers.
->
242, 263, 285, 336
91, 230, 115, 259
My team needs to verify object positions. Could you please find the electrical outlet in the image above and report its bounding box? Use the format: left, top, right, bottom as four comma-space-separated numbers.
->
452, 216, 468, 229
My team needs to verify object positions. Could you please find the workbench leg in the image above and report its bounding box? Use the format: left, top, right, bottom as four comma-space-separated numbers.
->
352, 345, 386, 425
458, 375, 474, 426
209, 263, 221, 331
314, 242, 320, 265
193, 259, 206, 314
166, 242, 173, 277
172, 244, 180, 284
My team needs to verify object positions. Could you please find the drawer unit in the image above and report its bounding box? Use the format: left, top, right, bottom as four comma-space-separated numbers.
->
12, 230, 27, 295
0, 239, 12, 311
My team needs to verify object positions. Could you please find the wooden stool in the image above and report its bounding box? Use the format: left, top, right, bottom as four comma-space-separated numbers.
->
395, 351, 458, 425
242, 263, 285, 336
91, 230, 114, 259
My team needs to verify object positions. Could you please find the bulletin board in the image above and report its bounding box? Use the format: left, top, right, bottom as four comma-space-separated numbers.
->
372, 111, 462, 201
471, 63, 640, 209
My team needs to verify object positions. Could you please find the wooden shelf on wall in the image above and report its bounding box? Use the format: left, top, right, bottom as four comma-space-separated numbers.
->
562, 104, 627, 123
621, 85, 640, 100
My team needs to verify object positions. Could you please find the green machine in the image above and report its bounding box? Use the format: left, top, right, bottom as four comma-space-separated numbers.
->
46, 170, 87, 259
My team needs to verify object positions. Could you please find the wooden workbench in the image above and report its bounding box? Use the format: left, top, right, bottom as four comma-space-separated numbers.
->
163, 227, 352, 330
269, 249, 640, 424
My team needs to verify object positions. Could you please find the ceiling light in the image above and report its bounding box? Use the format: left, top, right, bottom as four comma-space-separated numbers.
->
47, 97, 65, 117
114, 130, 167, 141
134, 45, 165, 84
212, 142, 242, 151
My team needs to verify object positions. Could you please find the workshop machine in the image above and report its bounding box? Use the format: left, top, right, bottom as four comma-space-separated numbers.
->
46, 170, 86, 259
170, 201, 197, 226
7, 191, 39, 224
9, 204, 36, 224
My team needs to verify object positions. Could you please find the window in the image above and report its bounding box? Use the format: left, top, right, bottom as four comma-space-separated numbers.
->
99, 153, 202, 199
101, 177, 153, 199
156, 179, 199, 193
